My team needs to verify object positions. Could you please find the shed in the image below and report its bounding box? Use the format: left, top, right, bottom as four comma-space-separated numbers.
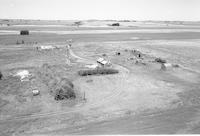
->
97, 58, 111, 66
20, 30, 29, 35
111, 23, 120, 26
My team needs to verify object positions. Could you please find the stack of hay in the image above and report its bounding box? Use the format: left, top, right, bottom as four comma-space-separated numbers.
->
54, 78, 76, 100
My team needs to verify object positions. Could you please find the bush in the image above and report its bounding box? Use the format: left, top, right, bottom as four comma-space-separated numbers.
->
78, 68, 119, 76
20, 30, 29, 35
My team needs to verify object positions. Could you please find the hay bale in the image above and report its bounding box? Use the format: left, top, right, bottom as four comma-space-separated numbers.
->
20, 30, 29, 35
54, 85, 75, 100
54, 78, 75, 100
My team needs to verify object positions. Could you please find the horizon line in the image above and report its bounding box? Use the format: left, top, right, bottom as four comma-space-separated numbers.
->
1, 18, 200, 22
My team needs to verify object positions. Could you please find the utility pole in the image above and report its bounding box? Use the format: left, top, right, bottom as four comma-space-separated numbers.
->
83, 91, 86, 101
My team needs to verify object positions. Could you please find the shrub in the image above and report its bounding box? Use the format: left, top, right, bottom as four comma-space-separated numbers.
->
78, 68, 119, 76
20, 30, 29, 35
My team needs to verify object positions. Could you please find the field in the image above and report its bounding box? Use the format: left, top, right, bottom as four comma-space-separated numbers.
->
1, 20, 200, 135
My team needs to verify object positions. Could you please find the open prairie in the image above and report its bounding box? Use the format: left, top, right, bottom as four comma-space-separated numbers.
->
1, 20, 200, 135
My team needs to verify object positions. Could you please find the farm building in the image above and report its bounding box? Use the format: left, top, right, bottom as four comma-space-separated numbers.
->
111, 23, 120, 26
20, 30, 29, 35
97, 58, 111, 67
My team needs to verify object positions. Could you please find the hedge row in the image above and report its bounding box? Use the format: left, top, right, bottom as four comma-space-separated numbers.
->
78, 68, 119, 76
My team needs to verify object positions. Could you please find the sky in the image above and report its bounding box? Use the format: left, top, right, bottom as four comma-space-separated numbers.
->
0, 0, 199, 21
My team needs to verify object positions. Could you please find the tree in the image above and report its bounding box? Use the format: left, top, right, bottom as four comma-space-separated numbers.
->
74, 21, 82, 27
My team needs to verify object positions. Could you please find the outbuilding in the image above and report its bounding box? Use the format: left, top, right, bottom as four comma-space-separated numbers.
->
97, 58, 111, 67
20, 30, 29, 35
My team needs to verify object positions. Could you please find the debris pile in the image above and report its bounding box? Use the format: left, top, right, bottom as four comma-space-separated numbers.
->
14, 70, 31, 81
